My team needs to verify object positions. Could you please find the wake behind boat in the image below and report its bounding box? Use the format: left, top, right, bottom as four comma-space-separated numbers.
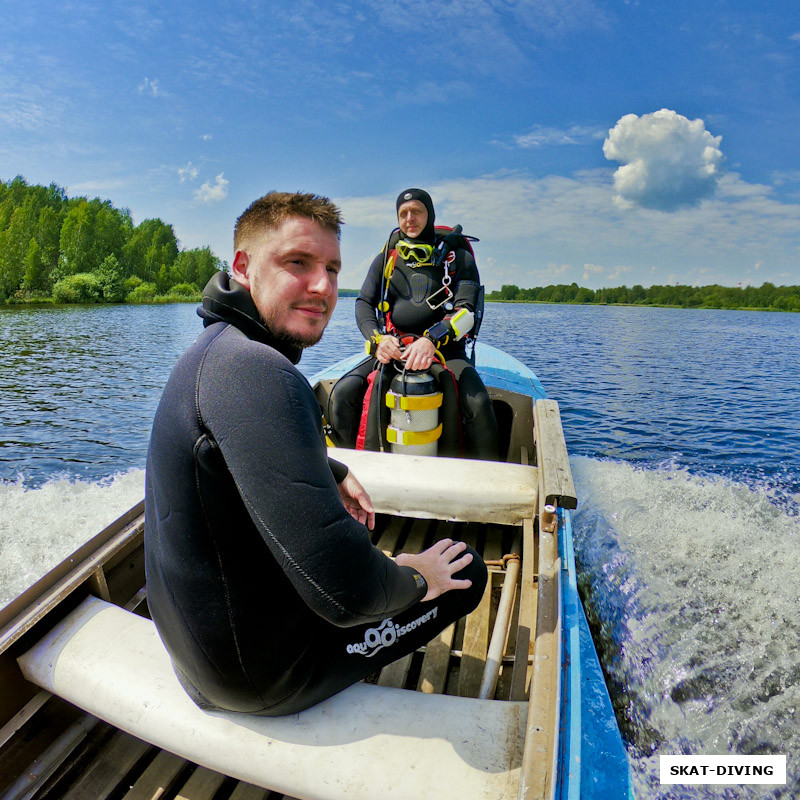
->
0, 342, 631, 800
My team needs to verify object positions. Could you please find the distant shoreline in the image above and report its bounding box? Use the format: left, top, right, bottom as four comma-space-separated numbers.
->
484, 298, 798, 313
484, 282, 800, 313
0, 286, 800, 312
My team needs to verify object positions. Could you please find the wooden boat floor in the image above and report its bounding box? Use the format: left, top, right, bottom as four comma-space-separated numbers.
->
367, 513, 530, 701
3, 514, 534, 800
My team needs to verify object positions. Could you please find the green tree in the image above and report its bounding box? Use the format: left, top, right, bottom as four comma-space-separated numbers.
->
96, 254, 126, 302
172, 246, 223, 289
498, 284, 520, 301
58, 201, 96, 278
92, 202, 131, 269
0, 207, 29, 298
123, 218, 178, 283
22, 238, 44, 293
37, 205, 62, 289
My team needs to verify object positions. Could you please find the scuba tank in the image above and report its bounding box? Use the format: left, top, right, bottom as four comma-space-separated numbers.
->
385, 370, 443, 456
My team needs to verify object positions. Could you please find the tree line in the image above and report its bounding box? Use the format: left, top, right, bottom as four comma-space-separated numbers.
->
0, 176, 225, 304
487, 281, 800, 312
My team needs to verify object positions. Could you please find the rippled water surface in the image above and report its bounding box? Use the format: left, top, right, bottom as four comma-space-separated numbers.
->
1, 300, 799, 798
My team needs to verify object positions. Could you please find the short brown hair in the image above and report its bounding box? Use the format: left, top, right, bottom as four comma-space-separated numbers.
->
233, 191, 343, 252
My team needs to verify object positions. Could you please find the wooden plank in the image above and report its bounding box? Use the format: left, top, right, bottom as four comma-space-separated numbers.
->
376, 652, 414, 689
0, 696, 95, 799
417, 622, 455, 694
534, 399, 577, 509
62, 730, 151, 800
375, 516, 405, 557
0, 689, 51, 749
519, 461, 562, 799
121, 749, 187, 800
228, 782, 273, 800
174, 765, 227, 800
458, 522, 505, 698
510, 518, 537, 700
457, 573, 492, 698
398, 518, 428, 557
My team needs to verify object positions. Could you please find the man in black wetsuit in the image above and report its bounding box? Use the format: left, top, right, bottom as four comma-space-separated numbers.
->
144, 191, 487, 716
348, 188, 499, 459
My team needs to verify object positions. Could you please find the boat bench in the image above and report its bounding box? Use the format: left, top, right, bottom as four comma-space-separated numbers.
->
18, 597, 527, 800
327, 448, 539, 524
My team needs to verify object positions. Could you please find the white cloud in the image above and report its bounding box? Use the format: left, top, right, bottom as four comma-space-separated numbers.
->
512, 124, 606, 148
582, 263, 605, 282
0, 98, 47, 130
790, 32, 800, 42
194, 173, 229, 203
603, 109, 724, 211
137, 76, 161, 97
201, 133, 213, 141
68, 179, 128, 195
608, 265, 633, 281
178, 162, 198, 183
772, 170, 800, 186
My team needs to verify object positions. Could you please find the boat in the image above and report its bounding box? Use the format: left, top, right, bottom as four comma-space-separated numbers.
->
0, 342, 632, 800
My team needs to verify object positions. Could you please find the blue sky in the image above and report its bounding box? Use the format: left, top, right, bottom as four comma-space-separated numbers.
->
2, 0, 799, 291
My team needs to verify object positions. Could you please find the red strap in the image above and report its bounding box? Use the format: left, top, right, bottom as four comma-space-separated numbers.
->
355, 369, 379, 450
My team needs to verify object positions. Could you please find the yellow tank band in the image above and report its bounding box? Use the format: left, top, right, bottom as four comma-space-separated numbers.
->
385, 391, 443, 410
386, 424, 443, 446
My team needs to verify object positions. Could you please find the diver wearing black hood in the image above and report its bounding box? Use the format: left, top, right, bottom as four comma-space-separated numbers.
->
345, 188, 500, 460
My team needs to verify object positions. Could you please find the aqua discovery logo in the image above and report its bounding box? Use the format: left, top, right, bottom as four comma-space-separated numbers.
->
345, 607, 439, 658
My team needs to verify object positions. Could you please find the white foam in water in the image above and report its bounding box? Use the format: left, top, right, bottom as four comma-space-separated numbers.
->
0, 470, 145, 610
571, 456, 800, 799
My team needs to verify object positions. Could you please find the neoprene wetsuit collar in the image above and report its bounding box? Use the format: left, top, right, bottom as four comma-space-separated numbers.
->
198, 271, 303, 365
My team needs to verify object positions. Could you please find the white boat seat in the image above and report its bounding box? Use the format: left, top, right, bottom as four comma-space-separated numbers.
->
18, 596, 527, 800
327, 448, 538, 525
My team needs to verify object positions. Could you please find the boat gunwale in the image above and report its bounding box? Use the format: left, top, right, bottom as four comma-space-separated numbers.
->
0, 501, 145, 656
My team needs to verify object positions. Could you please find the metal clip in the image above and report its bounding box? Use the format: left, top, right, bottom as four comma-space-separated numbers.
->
426, 279, 454, 311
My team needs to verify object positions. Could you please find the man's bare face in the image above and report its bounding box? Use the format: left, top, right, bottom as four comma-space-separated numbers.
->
232, 217, 341, 348
398, 199, 428, 239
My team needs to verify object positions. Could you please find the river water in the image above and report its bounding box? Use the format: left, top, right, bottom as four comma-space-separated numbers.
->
1, 299, 798, 799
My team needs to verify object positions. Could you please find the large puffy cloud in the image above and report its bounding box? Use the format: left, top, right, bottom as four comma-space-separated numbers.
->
603, 109, 723, 211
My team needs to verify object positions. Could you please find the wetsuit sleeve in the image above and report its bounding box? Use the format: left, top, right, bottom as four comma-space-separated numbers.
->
198, 335, 425, 627
328, 457, 349, 483
355, 251, 386, 340
452, 250, 481, 311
